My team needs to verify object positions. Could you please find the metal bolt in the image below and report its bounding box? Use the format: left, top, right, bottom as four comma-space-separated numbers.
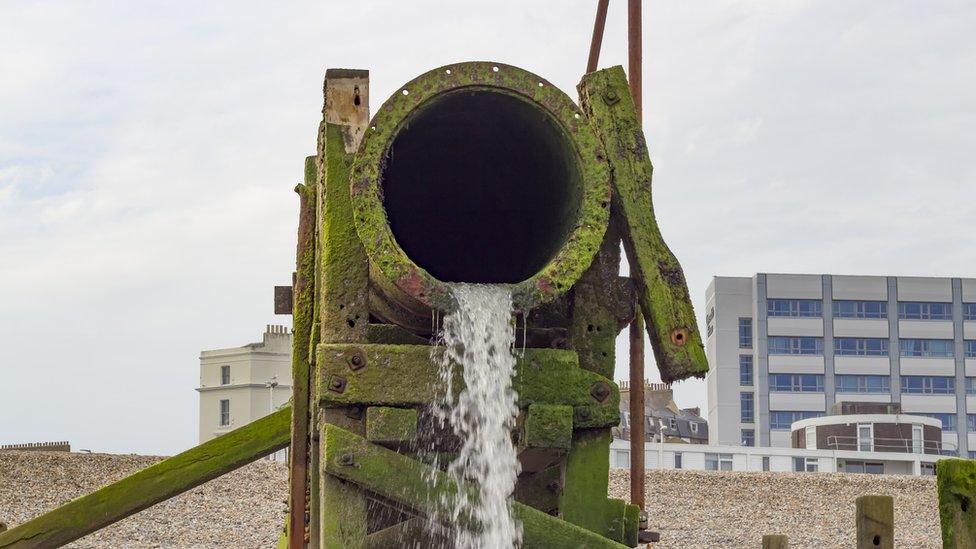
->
578, 407, 592, 420
328, 375, 347, 394
347, 349, 366, 371
339, 453, 355, 467
602, 89, 620, 105
590, 382, 612, 403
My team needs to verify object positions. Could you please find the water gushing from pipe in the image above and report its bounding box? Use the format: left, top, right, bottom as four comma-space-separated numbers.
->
431, 284, 522, 548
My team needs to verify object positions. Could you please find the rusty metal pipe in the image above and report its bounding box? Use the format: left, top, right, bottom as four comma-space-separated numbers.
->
629, 310, 646, 510
587, 0, 611, 73
351, 62, 611, 317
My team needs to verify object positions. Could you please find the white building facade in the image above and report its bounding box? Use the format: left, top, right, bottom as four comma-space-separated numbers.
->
706, 274, 976, 456
197, 325, 292, 447
609, 438, 946, 476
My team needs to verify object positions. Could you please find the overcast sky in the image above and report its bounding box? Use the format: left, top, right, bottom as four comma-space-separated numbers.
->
1, 1, 974, 455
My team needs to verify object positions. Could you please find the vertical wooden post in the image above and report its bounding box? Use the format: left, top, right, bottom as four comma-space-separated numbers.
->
855, 495, 894, 549
936, 458, 976, 548
762, 534, 789, 548
629, 310, 646, 510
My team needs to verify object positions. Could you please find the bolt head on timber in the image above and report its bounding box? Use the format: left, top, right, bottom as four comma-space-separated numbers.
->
350, 61, 611, 313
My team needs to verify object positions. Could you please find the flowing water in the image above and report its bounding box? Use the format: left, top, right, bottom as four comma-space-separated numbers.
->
430, 283, 522, 548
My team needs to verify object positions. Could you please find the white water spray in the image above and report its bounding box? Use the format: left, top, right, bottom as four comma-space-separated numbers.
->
432, 283, 522, 548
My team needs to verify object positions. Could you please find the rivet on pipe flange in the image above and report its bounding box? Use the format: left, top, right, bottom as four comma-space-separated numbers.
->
671, 328, 689, 347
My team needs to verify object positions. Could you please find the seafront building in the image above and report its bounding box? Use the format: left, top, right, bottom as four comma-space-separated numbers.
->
705, 273, 976, 457
197, 325, 292, 456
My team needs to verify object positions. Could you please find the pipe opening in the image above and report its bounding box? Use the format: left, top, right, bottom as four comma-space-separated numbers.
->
382, 89, 583, 283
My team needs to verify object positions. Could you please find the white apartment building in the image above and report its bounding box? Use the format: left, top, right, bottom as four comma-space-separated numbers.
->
197, 325, 292, 445
706, 274, 976, 457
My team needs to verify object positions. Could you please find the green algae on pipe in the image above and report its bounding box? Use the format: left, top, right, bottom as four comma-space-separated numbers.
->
0, 406, 291, 549
350, 61, 611, 313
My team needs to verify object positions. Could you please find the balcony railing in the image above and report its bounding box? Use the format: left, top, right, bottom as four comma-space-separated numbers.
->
824, 435, 957, 455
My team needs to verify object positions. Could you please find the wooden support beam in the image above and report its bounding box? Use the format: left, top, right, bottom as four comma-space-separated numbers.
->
365, 406, 418, 445
0, 406, 291, 549
317, 344, 619, 424
855, 495, 894, 549
320, 424, 629, 548
578, 66, 707, 383
762, 534, 789, 549
936, 458, 976, 548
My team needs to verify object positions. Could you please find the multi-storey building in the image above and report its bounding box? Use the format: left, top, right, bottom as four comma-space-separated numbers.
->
614, 381, 708, 444
197, 325, 292, 446
706, 274, 976, 457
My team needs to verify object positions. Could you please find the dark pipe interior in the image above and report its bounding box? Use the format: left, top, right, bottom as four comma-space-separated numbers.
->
381, 89, 582, 284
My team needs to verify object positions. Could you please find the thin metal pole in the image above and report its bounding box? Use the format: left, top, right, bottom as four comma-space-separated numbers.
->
628, 0, 642, 118
629, 310, 646, 510
586, 0, 611, 73
627, 0, 646, 514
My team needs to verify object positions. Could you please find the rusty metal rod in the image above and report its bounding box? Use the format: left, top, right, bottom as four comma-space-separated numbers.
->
627, 0, 646, 515
628, 0, 642, 118
629, 310, 646, 510
586, 0, 611, 73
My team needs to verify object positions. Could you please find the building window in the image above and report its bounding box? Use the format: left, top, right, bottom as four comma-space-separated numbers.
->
857, 424, 873, 452
834, 338, 888, 356
968, 378, 976, 395
966, 341, 976, 358
740, 392, 754, 423
793, 457, 818, 472
220, 365, 230, 385
968, 415, 976, 432
739, 355, 754, 386
805, 426, 817, 449
769, 374, 825, 392
835, 375, 890, 394
690, 422, 699, 434
964, 303, 976, 321
912, 424, 923, 454
969, 451, 976, 460
920, 413, 957, 431
865, 463, 884, 474
901, 376, 956, 395
922, 463, 936, 475
899, 339, 954, 358
770, 411, 824, 430
762, 456, 770, 471
739, 318, 753, 348
668, 418, 677, 430
899, 302, 952, 320
741, 429, 755, 447
219, 399, 230, 427
833, 300, 887, 319
674, 452, 682, 469
767, 299, 822, 318
706, 453, 733, 471
768, 336, 823, 355
616, 450, 630, 468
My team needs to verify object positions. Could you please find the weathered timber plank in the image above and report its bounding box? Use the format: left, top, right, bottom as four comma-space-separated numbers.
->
578, 66, 707, 383
855, 495, 894, 549
937, 459, 976, 549
321, 424, 628, 548
0, 406, 291, 549
316, 344, 619, 415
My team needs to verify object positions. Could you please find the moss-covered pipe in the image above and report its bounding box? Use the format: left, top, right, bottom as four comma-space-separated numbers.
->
0, 406, 291, 549
350, 61, 611, 314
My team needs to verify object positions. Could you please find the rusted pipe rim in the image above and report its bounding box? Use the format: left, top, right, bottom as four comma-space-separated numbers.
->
350, 61, 611, 312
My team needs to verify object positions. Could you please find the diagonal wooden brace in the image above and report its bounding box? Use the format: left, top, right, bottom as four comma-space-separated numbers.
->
321, 424, 629, 548
578, 66, 708, 383
0, 406, 291, 549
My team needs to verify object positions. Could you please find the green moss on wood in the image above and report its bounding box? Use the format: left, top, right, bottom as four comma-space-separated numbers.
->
937, 459, 976, 548
569, 224, 622, 379
578, 67, 708, 383
316, 344, 618, 420
0, 407, 291, 549
322, 424, 628, 548
365, 407, 418, 444
320, 123, 370, 343
523, 404, 573, 450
